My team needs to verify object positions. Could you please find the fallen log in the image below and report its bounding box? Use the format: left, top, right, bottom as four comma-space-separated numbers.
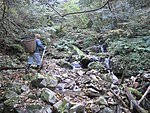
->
124, 85, 148, 113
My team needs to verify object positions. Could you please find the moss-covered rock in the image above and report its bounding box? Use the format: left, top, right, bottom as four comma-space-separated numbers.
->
4, 90, 18, 100
53, 100, 70, 113
4, 97, 20, 107
31, 74, 58, 89
88, 61, 105, 70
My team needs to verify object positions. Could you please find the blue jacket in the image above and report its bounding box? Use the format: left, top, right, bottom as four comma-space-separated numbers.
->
35, 38, 44, 53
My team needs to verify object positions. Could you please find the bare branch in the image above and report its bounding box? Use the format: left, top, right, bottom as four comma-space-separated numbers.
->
46, 3, 63, 17
5, 17, 26, 32
138, 86, 150, 105
62, 0, 112, 17
110, 89, 128, 108
47, 0, 112, 18
124, 85, 148, 113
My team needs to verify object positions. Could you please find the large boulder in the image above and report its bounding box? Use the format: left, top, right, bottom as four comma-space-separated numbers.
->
80, 56, 93, 68
110, 56, 124, 76
31, 74, 58, 89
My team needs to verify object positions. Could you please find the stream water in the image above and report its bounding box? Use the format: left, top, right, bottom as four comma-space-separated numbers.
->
71, 43, 111, 70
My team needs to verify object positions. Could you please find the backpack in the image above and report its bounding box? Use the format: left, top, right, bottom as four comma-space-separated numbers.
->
22, 37, 36, 53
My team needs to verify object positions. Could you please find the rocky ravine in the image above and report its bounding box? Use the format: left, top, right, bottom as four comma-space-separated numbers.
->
0, 54, 149, 113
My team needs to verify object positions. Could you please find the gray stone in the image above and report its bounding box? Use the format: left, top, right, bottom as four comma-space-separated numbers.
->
41, 88, 57, 104
0, 104, 4, 113
31, 76, 58, 89
46, 76, 58, 89
53, 100, 63, 108
4, 97, 20, 107
71, 61, 81, 69
4, 90, 18, 99
111, 72, 119, 84
96, 96, 108, 106
31, 78, 46, 88
64, 81, 76, 90
40, 105, 52, 113
85, 88, 100, 97
81, 75, 91, 84
99, 107, 114, 113
21, 85, 30, 92
26, 104, 43, 113
28, 93, 38, 100
12, 83, 22, 94
91, 104, 100, 113
56, 83, 65, 91
70, 103, 85, 113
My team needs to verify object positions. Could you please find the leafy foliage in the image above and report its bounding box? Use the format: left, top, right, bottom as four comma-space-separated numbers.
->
79, 0, 103, 9
63, 0, 80, 13
59, 0, 89, 28
109, 37, 150, 76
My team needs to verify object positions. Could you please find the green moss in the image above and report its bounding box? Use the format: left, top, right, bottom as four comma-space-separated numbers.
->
128, 87, 142, 97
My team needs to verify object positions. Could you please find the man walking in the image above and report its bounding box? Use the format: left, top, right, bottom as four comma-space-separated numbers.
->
25, 33, 45, 74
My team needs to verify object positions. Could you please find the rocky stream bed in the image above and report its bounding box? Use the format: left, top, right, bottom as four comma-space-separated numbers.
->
0, 42, 150, 113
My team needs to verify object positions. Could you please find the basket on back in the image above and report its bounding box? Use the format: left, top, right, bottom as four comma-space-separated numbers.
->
22, 37, 36, 53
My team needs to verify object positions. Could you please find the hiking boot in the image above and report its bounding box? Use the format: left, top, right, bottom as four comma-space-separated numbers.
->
37, 65, 43, 73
